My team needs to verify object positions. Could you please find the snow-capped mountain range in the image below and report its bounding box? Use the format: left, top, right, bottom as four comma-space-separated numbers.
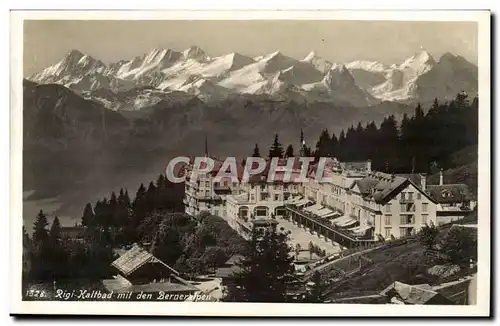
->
29, 46, 478, 110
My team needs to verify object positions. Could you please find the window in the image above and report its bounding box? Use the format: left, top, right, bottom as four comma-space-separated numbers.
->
402, 203, 416, 212
385, 204, 391, 213
251, 195, 255, 201
284, 184, 289, 190
417, 193, 422, 200
408, 192, 413, 200
261, 193, 269, 201
260, 185, 266, 191
205, 181, 210, 187
422, 214, 428, 224
385, 215, 391, 225
400, 215, 414, 224
205, 191, 209, 197
213, 182, 219, 188
284, 193, 290, 200
401, 192, 406, 200
274, 194, 279, 201
422, 203, 428, 212
385, 229, 391, 238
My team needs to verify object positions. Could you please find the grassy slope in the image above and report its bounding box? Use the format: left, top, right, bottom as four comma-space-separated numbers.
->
325, 216, 477, 300
428, 145, 478, 196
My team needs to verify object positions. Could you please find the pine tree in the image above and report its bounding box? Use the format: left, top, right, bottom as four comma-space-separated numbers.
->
252, 143, 261, 157
49, 216, 61, 240
330, 132, 338, 157
32, 210, 49, 245
315, 129, 331, 158
124, 190, 131, 207
146, 181, 157, 212
307, 270, 325, 303
337, 130, 346, 160
224, 227, 295, 302
417, 222, 439, 250
132, 183, 147, 229
285, 144, 294, 158
109, 191, 118, 226
268, 134, 284, 158
440, 226, 477, 266
81, 202, 94, 227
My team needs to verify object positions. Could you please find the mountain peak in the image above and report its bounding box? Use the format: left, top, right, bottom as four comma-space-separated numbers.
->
264, 50, 284, 60
66, 49, 85, 60
346, 60, 387, 72
303, 51, 317, 62
183, 46, 207, 61
401, 49, 436, 68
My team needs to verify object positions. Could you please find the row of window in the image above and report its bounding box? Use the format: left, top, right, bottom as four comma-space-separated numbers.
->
255, 192, 292, 202
400, 191, 422, 201
385, 202, 429, 212
384, 213, 429, 225
384, 227, 415, 238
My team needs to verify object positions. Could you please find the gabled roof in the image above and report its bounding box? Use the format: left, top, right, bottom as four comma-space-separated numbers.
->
426, 184, 471, 204
341, 161, 370, 172
215, 265, 242, 278
396, 173, 426, 185
111, 244, 179, 277
225, 254, 245, 265
349, 172, 438, 205
381, 281, 453, 305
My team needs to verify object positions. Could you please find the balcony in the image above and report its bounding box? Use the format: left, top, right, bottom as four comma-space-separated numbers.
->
214, 185, 232, 195
349, 214, 359, 220
195, 194, 223, 203
399, 198, 414, 204
399, 214, 415, 225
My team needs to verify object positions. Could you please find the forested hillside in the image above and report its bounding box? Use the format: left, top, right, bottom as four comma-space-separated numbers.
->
310, 93, 478, 184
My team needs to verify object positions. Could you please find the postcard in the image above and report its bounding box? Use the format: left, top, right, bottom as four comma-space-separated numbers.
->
10, 10, 491, 317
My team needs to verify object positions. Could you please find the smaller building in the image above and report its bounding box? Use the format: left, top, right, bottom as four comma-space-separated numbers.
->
111, 243, 180, 284
215, 255, 244, 289
60, 226, 86, 241
102, 243, 200, 300
380, 281, 454, 305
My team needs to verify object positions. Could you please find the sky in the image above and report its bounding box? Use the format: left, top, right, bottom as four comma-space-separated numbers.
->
23, 20, 478, 76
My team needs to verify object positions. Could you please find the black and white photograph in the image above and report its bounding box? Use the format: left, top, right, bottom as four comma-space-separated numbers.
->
10, 10, 491, 316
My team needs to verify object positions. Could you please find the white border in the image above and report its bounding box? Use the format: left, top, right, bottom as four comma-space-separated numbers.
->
10, 10, 491, 317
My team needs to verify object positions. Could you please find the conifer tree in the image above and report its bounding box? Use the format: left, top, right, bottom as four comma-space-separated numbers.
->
81, 202, 94, 227
285, 144, 294, 158
132, 183, 148, 229
109, 191, 118, 226
224, 227, 295, 302
307, 270, 325, 303
268, 134, 284, 158
49, 216, 61, 240
32, 210, 49, 245
252, 143, 261, 157
146, 181, 157, 212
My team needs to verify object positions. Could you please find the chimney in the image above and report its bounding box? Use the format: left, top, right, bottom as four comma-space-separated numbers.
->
420, 173, 427, 190
366, 160, 372, 173
439, 169, 444, 186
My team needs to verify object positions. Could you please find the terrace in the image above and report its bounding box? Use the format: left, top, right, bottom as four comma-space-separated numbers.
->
285, 204, 376, 249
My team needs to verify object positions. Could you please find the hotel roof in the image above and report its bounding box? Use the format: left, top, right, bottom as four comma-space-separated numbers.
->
426, 184, 471, 204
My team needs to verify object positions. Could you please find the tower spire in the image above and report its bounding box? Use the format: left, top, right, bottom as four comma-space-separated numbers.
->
299, 129, 306, 156
204, 134, 209, 157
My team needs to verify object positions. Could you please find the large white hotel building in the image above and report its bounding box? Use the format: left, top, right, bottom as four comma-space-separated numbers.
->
183, 145, 475, 249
